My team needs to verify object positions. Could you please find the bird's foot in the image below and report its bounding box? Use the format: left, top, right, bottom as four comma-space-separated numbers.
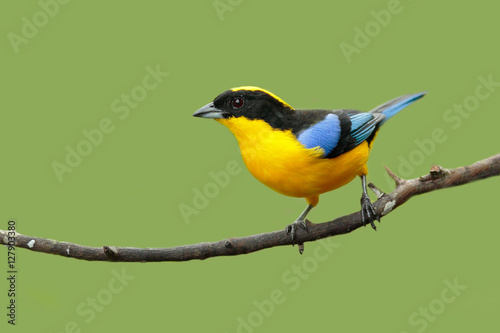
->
360, 192, 380, 230
286, 219, 308, 245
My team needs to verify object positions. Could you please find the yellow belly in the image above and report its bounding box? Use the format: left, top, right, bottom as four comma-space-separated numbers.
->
217, 117, 370, 202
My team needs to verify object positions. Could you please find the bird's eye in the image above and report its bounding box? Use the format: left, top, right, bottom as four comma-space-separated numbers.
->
232, 97, 244, 108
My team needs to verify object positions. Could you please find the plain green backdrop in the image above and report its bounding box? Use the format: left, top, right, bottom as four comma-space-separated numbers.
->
1, 0, 499, 332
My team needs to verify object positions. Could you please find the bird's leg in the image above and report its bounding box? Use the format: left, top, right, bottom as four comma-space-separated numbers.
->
360, 175, 380, 230
286, 204, 313, 244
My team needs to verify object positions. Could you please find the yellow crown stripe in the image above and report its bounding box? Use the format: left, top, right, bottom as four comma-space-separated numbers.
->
230, 86, 294, 110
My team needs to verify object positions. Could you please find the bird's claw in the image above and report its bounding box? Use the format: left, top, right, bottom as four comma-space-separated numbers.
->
360, 192, 380, 230
286, 219, 308, 245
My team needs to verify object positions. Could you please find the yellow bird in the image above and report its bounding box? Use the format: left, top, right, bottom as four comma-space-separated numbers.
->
193, 87, 425, 240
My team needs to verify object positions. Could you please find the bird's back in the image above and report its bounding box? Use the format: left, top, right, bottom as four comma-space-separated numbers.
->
292, 92, 426, 159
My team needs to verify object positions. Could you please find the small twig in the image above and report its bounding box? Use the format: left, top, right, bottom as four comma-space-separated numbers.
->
1, 153, 499, 262
384, 165, 405, 186
368, 183, 385, 198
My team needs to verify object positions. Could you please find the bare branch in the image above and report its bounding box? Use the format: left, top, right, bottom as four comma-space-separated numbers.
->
384, 165, 405, 186
1, 153, 499, 262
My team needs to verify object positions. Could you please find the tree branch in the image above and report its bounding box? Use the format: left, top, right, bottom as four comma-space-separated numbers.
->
2, 153, 499, 262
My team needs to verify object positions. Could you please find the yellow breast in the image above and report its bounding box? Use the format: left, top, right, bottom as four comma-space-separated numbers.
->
216, 117, 370, 200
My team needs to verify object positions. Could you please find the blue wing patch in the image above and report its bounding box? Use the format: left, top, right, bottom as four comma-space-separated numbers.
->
349, 113, 380, 145
297, 113, 341, 156
348, 92, 426, 145
350, 113, 373, 133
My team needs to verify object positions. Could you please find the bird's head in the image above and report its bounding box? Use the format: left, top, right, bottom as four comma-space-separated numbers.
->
193, 87, 294, 128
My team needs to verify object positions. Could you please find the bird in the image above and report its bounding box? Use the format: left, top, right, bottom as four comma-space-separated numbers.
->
193, 86, 425, 241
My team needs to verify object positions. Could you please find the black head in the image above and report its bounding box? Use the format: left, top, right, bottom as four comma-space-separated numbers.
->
193, 86, 295, 128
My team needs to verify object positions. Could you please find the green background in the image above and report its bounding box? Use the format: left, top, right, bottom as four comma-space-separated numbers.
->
1, 0, 499, 332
